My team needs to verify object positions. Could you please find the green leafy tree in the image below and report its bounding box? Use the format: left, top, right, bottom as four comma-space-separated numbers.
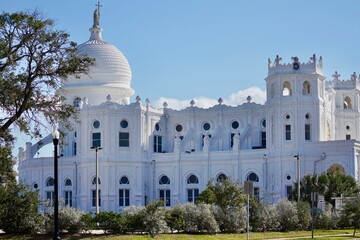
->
324, 172, 359, 206
341, 195, 360, 236
0, 11, 93, 140
292, 173, 328, 204
197, 178, 246, 232
0, 182, 42, 234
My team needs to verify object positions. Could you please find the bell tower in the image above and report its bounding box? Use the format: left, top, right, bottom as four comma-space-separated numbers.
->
265, 54, 326, 150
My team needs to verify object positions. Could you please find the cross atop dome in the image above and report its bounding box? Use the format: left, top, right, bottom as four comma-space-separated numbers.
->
93, 1, 102, 28
89, 1, 104, 41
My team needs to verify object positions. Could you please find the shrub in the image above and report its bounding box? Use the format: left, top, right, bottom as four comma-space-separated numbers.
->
297, 201, 311, 230
0, 182, 43, 234
143, 201, 169, 236
122, 205, 145, 233
183, 203, 219, 234
94, 211, 125, 233
251, 202, 280, 232
165, 204, 186, 233
314, 210, 339, 230
213, 205, 245, 233
44, 205, 85, 234
276, 198, 299, 231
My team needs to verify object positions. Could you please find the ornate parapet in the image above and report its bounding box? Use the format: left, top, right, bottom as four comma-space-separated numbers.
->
267, 54, 323, 76
331, 71, 360, 90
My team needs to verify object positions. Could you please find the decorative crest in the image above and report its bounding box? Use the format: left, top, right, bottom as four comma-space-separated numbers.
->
274, 55, 282, 65
332, 71, 340, 81
291, 56, 300, 70
351, 72, 357, 81
310, 54, 316, 63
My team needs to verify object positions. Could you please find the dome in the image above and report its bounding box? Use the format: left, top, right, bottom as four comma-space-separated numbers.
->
61, 8, 134, 105
76, 37, 132, 86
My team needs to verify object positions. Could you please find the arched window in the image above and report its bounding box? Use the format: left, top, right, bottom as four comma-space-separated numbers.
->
270, 83, 275, 98
46, 177, 54, 187
187, 174, 199, 184
282, 81, 292, 96
216, 173, 227, 182
120, 176, 129, 185
159, 175, 170, 185
92, 177, 101, 185
302, 81, 311, 95
344, 96, 352, 109
65, 178, 72, 186
246, 172, 259, 182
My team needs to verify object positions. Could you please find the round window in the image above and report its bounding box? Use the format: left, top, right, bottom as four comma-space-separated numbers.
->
231, 121, 239, 130
65, 179, 72, 186
175, 124, 183, 132
155, 123, 160, 131
285, 115, 290, 120
93, 120, 100, 129
33, 183, 38, 189
217, 173, 227, 182
159, 175, 170, 185
286, 175, 291, 181
120, 176, 129, 184
187, 174, 199, 184
120, 120, 128, 128
203, 122, 211, 131
305, 113, 310, 119
346, 125, 350, 130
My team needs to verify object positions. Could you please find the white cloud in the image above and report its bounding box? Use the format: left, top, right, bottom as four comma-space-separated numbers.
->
152, 87, 266, 110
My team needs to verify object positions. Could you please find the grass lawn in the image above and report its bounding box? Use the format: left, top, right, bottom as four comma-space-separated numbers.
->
0, 229, 357, 240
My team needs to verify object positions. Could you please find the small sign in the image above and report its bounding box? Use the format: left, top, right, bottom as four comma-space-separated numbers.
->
244, 181, 253, 195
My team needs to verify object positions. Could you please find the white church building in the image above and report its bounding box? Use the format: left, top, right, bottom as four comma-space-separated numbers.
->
18, 8, 360, 213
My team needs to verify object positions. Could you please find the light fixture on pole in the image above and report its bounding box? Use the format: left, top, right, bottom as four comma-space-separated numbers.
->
294, 154, 300, 202
52, 129, 61, 240
91, 146, 102, 214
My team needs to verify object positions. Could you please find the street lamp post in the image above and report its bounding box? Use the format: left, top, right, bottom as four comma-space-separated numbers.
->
294, 155, 300, 202
52, 130, 60, 240
91, 146, 102, 214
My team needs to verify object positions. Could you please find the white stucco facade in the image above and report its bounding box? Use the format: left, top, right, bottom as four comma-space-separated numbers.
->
18, 11, 360, 213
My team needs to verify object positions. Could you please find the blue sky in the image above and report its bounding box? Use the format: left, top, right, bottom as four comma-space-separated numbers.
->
3, 0, 360, 155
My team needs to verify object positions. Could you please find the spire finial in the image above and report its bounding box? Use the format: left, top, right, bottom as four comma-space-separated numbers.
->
93, 1, 102, 28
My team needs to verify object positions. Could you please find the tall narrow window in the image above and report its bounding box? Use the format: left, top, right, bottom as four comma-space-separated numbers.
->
119, 132, 130, 147
282, 81, 292, 96
64, 191, 72, 207
92, 189, 101, 207
285, 125, 291, 140
72, 141, 77, 156
46, 191, 54, 206
187, 189, 199, 203
286, 186, 293, 201
346, 134, 351, 140
154, 135, 163, 153
119, 176, 130, 207
302, 81, 311, 95
92, 132, 101, 148
261, 131, 266, 147
119, 189, 130, 207
159, 189, 171, 206
344, 96, 352, 109
305, 124, 311, 140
